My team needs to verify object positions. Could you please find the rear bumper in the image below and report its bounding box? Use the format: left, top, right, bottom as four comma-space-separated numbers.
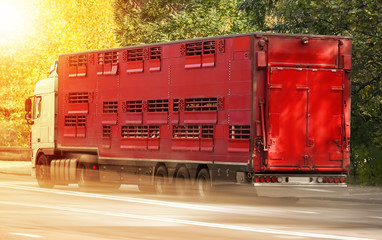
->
254, 184, 348, 198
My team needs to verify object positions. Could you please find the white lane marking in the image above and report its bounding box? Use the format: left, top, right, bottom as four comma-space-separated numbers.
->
9, 233, 42, 238
369, 216, 382, 219
295, 187, 334, 193
0, 201, 375, 240
290, 210, 318, 215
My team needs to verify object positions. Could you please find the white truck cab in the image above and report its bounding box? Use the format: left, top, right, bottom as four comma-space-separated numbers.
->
25, 61, 58, 176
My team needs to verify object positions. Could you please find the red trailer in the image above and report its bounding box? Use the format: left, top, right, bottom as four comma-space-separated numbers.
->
25, 33, 351, 197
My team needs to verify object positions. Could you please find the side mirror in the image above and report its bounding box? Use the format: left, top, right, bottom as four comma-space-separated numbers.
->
25, 98, 32, 112
25, 113, 31, 120
25, 112, 33, 125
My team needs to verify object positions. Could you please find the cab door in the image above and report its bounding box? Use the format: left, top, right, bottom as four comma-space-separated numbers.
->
31, 88, 56, 150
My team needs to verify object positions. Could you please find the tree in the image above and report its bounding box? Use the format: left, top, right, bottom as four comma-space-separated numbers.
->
113, 0, 255, 46
238, 0, 278, 31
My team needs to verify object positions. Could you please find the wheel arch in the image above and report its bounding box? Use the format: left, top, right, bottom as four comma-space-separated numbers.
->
195, 164, 209, 180
34, 148, 55, 165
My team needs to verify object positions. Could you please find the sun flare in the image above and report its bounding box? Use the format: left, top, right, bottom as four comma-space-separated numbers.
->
0, 1, 30, 45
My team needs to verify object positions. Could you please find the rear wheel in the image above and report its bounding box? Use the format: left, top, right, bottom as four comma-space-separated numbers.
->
36, 154, 54, 188
196, 168, 211, 200
175, 167, 191, 196
154, 165, 168, 194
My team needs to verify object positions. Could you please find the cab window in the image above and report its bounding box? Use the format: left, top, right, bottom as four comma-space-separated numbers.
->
34, 96, 42, 119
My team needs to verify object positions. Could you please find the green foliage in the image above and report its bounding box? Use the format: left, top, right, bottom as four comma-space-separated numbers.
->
238, 0, 277, 30
113, 0, 255, 46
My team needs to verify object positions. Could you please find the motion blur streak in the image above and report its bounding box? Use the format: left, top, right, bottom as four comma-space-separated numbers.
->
0, 200, 374, 240
9, 233, 42, 238
0, 183, 253, 215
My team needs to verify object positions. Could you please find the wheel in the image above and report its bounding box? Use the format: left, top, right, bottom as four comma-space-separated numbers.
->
154, 165, 168, 194
175, 166, 191, 196
36, 154, 54, 188
196, 168, 211, 201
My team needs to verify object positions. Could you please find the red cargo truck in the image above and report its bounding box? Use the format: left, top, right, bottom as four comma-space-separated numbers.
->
25, 33, 351, 197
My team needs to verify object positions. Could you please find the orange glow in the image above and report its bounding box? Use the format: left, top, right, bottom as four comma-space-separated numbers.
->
0, 0, 31, 45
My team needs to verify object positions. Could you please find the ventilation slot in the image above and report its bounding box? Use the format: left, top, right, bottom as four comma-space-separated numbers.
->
185, 98, 218, 111
201, 125, 214, 139
69, 56, 78, 67
69, 92, 89, 104
104, 51, 119, 64
65, 116, 77, 126
103, 101, 118, 113
185, 41, 216, 69
125, 100, 143, 112
186, 42, 203, 56
229, 125, 250, 139
149, 126, 160, 138
203, 41, 215, 55
77, 115, 86, 126
128, 49, 144, 61
64, 115, 86, 138
149, 47, 161, 72
121, 125, 148, 138
148, 99, 168, 112
127, 48, 144, 73
68, 54, 87, 77
97, 51, 119, 75
78, 55, 87, 66
103, 125, 111, 138
202, 41, 215, 68
173, 125, 199, 138
150, 47, 161, 59
173, 99, 179, 112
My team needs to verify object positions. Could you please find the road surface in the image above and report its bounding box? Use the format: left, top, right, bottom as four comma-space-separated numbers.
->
1, 173, 382, 240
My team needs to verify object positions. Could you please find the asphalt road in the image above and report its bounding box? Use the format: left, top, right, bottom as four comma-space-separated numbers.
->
1, 173, 382, 240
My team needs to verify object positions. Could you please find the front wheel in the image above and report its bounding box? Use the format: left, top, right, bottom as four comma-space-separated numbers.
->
36, 154, 54, 188
175, 167, 191, 196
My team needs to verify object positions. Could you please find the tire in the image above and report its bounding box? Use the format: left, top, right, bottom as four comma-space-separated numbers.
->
196, 168, 211, 201
36, 154, 54, 188
154, 165, 168, 194
175, 166, 191, 196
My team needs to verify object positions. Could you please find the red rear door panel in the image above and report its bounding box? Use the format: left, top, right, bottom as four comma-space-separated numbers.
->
267, 67, 344, 171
